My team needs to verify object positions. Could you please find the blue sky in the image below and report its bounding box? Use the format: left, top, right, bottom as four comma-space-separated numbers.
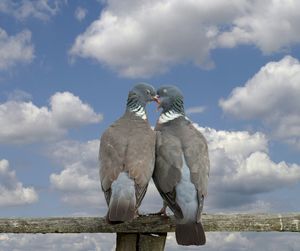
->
0, 0, 300, 250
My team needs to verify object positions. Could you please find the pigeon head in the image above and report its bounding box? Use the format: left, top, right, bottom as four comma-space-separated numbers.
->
157, 85, 184, 114
127, 83, 158, 109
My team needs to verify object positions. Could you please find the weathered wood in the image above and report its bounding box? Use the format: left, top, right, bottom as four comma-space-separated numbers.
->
0, 213, 299, 234
116, 233, 137, 251
116, 232, 167, 251
138, 233, 167, 251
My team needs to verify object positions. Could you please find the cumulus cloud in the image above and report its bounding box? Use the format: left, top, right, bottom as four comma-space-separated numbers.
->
219, 56, 300, 149
0, 232, 299, 251
0, 91, 102, 144
216, 0, 300, 53
166, 232, 252, 251
0, 0, 62, 21
196, 125, 300, 210
6, 89, 32, 102
48, 125, 300, 213
48, 138, 163, 214
223, 152, 300, 194
75, 7, 88, 22
166, 232, 300, 251
0, 159, 38, 207
69, 0, 244, 77
70, 0, 300, 77
0, 28, 34, 70
185, 106, 206, 115
49, 140, 103, 211
0, 233, 115, 251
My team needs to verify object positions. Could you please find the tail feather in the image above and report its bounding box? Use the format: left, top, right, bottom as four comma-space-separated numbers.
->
108, 195, 135, 222
107, 172, 136, 222
175, 222, 206, 246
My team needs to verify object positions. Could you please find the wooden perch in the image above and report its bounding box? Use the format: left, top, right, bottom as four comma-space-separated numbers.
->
0, 213, 299, 234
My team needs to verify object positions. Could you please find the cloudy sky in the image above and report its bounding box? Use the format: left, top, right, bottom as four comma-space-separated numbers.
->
1, 0, 300, 250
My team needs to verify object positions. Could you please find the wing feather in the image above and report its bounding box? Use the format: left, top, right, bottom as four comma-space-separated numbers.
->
153, 132, 183, 218
99, 115, 155, 208
182, 122, 210, 222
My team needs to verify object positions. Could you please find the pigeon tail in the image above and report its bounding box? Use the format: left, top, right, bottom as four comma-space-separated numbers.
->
175, 222, 206, 246
108, 172, 136, 222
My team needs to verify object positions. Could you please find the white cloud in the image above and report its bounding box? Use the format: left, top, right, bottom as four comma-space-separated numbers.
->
139, 180, 163, 213
0, 159, 38, 207
0, 233, 115, 251
166, 232, 252, 251
50, 92, 102, 128
219, 56, 300, 149
216, 0, 300, 53
75, 7, 88, 22
48, 125, 300, 213
166, 232, 300, 251
223, 151, 300, 193
49, 140, 103, 210
0, 0, 62, 21
69, 0, 245, 77
201, 126, 268, 157
0, 27, 34, 70
0, 91, 102, 144
0, 232, 299, 251
196, 125, 300, 210
6, 89, 32, 102
50, 167, 98, 192
48, 139, 163, 214
185, 106, 206, 115
70, 0, 300, 77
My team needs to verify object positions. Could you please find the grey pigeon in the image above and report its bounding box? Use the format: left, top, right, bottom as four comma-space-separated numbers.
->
153, 86, 210, 245
99, 83, 158, 223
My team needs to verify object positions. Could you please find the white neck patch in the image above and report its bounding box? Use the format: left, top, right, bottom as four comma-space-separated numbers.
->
158, 110, 183, 124
130, 105, 147, 120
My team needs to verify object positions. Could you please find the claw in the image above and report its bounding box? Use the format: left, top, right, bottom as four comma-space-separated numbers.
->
134, 209, 141, 219
150, 204, 168, 217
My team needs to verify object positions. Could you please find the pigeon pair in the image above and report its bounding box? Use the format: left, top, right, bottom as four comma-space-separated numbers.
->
99, 83, 210, 246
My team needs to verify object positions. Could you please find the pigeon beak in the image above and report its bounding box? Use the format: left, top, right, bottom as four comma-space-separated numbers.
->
152, 95, 160, 104
153, 95, 163, 111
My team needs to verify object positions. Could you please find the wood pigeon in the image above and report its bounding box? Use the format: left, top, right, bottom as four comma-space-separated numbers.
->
153, 85, 210, 245
99, 83, 159, 223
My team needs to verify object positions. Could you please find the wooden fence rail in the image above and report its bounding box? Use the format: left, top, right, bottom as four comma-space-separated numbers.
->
1, 213, 299, 251
1, 213, 299, 233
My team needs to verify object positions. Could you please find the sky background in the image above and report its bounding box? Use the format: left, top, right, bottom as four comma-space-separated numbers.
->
1, 0, 300, 250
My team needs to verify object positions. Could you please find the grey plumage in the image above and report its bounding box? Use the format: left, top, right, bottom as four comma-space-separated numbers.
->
153, 85, 210, 245
99, 83, 157, 223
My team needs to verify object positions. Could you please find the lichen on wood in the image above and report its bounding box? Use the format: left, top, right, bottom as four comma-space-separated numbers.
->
0, 213, 299, 234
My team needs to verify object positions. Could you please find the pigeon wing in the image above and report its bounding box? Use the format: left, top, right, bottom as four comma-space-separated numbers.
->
99, 124, 126, 205
124, 123, 156, 209
100, 116, 156, 208
182, 122, 210, 222
153, 131, 183, 218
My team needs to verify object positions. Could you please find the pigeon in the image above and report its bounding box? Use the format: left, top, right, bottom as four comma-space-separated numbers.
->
153, 85, 210, 245
99, 83, 159, 223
